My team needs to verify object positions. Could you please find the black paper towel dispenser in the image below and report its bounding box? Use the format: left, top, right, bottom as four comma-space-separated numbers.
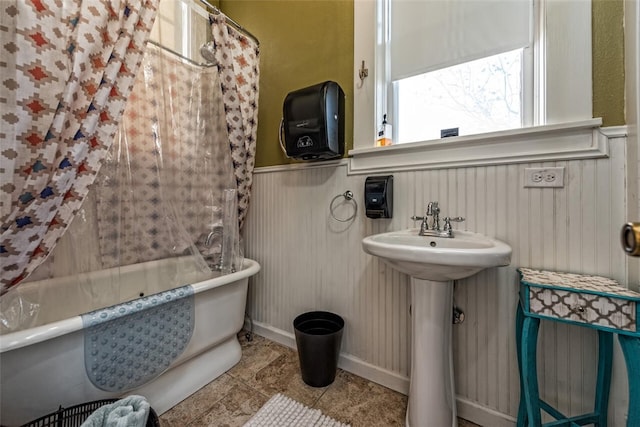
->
282, 81, 345, 161
365, 176, 393, 218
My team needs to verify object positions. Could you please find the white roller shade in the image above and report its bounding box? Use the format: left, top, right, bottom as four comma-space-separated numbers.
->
390, 0, 532, 81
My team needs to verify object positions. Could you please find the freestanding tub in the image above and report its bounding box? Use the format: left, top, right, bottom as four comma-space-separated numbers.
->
0, 257, 260, 426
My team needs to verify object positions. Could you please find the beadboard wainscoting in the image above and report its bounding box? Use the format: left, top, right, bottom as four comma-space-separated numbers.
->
243, 133, 633, 426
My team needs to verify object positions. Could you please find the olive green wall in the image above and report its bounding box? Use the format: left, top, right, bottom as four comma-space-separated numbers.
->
222, 0, 624, 168
592, 0, 625, 126
220, 0, 354, 168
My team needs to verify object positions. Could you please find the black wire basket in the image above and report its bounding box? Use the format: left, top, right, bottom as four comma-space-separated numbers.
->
20, 399, 160, 427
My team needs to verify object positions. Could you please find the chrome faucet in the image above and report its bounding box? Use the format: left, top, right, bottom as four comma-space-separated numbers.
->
426, 201, 440, 230
205, 231, 216, 247
411, 201, 465, 238
205, 225, 223, 247
203, 226, 224, 270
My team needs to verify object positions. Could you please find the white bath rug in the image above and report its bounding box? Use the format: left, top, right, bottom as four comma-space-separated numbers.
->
244, 393, 350, 427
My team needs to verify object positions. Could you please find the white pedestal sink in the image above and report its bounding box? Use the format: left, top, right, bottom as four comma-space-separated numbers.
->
362, 228, 511, 427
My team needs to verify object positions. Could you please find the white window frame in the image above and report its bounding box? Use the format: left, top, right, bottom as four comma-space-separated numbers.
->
350, 0, 604, 174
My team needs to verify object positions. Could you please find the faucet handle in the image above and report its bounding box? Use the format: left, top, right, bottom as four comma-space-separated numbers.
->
411, 215, 430, 234
442, 216, 465, 232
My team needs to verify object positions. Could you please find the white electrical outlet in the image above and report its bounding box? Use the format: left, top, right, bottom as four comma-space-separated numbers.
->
524, 167, 565, 187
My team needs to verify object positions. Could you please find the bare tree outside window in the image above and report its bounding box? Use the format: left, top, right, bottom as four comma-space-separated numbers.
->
396, 49, 523, 143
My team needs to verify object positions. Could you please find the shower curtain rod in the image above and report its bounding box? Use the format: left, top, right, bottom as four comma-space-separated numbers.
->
199, 0, 260, 46
146, 39, 218, 67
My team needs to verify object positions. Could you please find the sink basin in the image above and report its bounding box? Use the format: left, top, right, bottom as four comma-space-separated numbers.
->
362, 228, 512, 281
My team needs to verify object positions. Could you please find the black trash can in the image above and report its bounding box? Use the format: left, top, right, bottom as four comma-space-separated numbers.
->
293, 311, 344, 387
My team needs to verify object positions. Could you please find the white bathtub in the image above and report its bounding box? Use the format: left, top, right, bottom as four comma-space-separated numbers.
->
0, 257, 260, 426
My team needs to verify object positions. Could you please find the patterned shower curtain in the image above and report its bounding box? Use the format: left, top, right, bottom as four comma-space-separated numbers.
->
94, 43, 237, 269
210, 14, 260, 230
0, 0, 158, 294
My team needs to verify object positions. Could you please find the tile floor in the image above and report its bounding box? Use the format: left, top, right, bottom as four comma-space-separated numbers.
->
160, 332, 480, 427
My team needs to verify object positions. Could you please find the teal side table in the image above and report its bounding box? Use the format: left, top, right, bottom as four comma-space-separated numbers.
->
516, 268, 640, 427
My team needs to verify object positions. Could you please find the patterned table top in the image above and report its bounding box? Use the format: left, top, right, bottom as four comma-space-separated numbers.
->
518, 268, 640, 300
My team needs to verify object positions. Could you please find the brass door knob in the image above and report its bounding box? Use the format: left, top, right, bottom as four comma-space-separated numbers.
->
622, 222, 640, 256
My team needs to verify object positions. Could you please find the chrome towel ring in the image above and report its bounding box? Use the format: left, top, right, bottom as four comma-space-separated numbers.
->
329, 191, 357, 222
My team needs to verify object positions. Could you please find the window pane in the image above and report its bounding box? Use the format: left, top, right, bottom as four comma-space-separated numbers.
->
395, 49, 523, 144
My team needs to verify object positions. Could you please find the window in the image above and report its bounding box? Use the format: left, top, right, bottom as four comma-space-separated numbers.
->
395, 49, 524, 143
384, 0, 532, 144
352, 0, 594, 156
148, 0, 212, 64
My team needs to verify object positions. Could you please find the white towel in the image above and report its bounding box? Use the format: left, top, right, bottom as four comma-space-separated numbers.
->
80, 395, 150, 427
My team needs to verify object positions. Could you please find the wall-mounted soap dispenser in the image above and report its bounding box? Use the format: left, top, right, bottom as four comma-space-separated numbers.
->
364, 176, 393, 218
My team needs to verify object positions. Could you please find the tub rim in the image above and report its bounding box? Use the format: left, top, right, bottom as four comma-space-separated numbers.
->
0, 258, 260, 353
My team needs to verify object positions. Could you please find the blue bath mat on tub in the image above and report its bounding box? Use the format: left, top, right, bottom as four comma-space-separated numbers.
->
81, 285, 194, 392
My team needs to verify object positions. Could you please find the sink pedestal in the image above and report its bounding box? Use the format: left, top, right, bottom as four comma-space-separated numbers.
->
408, 278, 457, 427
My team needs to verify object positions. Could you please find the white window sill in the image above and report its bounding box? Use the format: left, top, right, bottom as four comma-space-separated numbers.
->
347, 118, 607, 175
